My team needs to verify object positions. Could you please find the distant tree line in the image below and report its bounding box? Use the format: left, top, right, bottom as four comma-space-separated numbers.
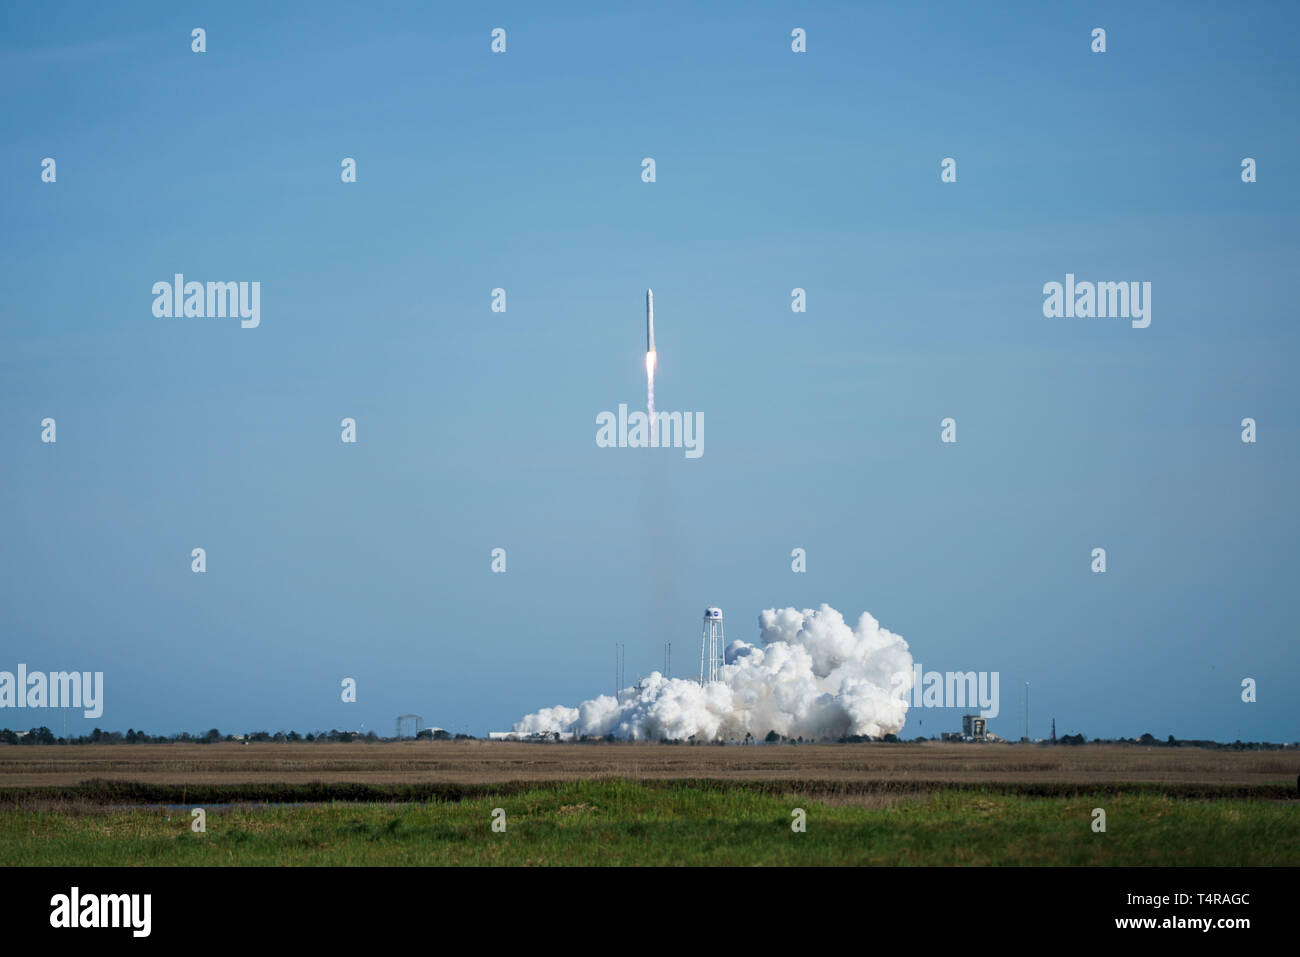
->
1086, 732, 1292, 751
0, 727, 476, 745
1, 726, 1291, 749
898, 730, 1294, 751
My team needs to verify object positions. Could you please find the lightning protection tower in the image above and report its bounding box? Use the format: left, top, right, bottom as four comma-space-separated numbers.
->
699, 607, 724, 685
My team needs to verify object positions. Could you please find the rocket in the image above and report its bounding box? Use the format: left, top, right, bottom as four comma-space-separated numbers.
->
646, 288, 655, 354
644, 288, 658, 412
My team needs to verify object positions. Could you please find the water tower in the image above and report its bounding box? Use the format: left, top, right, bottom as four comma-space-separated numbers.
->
699, 607, 725, 685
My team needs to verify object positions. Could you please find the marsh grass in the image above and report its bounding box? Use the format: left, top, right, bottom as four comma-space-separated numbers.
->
2, 780, 1295, 866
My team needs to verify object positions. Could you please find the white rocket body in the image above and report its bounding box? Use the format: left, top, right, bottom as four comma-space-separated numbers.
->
646, 289, 655, 353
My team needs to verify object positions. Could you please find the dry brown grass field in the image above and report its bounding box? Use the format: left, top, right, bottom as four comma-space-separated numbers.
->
4, 742, 1297, 865
1, 740, 1296, 790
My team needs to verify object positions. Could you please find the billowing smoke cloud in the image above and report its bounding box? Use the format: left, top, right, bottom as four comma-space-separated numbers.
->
513, 604, 914, 741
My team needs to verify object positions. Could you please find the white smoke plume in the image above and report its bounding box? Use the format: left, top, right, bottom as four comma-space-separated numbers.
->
513, 604, 914, 741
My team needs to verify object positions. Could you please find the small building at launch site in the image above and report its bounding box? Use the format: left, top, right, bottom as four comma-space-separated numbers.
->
962, 714, 988, 741
941, 715, 994, 742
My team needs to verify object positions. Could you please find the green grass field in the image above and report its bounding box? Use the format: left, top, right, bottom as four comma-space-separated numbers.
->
3, 780, 1296, 865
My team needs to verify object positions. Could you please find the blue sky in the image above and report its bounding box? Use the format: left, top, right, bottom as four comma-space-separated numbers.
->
2, 1, 1297, 740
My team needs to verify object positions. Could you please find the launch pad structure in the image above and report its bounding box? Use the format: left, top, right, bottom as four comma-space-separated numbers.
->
700, 607, 724, 685
396, 714, 424, 739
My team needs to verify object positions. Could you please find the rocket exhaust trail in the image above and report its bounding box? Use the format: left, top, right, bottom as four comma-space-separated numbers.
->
645, 289, 656, 422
